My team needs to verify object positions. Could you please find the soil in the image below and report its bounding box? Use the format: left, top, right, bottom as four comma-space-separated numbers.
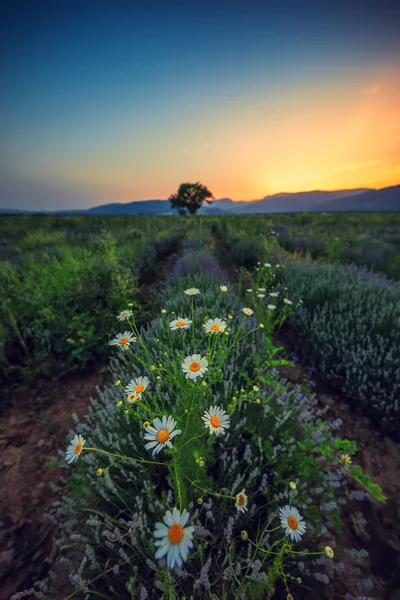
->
0, 370, 110, 600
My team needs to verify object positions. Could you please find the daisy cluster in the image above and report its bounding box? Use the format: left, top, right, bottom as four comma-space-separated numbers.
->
37, 241, 382, 600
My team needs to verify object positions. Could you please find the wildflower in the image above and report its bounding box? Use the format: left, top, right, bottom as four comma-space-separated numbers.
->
202, 405, 230, 436
279, 505, 307, 542
284, 298, 293, 305
201, 381, 207, 387
228, 314, 233, 319
161, 309, 167, 314
126, 392, 138, 404
292, 356, 299, 362
241, 530, 249, 540
246, 289, 253, 293
264, 263, 271, 267
340, 454, 352, 467
309, 380, 316, 387
259, 323, 264, 328
257, 293, 265, 298
267, 304, 276, 311
182, 354, 208, 380
117, 400, 123, 407
150, 365, 156, 371
197, 497, 203, 505
220, 285, 228, 292
65, 434, 86, 464
242, 308, 254, 316
128, 302, 134, 307
144, 416, 182, 456
96, 468, 103, 477
253, 385, 259, 392
235, 489, 248, 514
117, 309, 133, 321
126, 376, 150, 399
290, 481, 297, 490
325, 545, 334, 559
109, 331, 136, 351
169, 317, 192, 331
143, 421, 150, 429
258, 288, 266, 292
199, 460, 205, 467
154, 507, 195, 570
203, 318, 227, 334
185, 288, 200, 296
255, 399, 261, 404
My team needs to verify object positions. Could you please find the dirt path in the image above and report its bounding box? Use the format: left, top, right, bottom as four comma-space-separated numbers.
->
0, 371, 110, 599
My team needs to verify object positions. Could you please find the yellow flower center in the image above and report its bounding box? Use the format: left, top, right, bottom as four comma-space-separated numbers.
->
190, 361, 201, 372
176, 320, 186, 327
237, 494, 245, 506
74, 442, 83, 455
121, 312, 128, 317
118, 337, 129, 345
287, 516, 298, 530
210, 324, 219, 331
157, 429, 170, 443
188, 291, 195, 295
210, 415, 221, 427
168, 523, 184, 544
135, 384, 144, 393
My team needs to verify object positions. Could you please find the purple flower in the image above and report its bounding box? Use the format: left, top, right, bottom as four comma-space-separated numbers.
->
309, 380, 316, 387
292, 356, 299, 363
308, 366, 315, 372
299, 395, 307, 404
312, 429, 323, 441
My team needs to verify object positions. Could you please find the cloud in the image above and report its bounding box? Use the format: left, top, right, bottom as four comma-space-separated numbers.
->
361, 84, 381, 95
182, 141, 218, 155
336, 159, 382, 173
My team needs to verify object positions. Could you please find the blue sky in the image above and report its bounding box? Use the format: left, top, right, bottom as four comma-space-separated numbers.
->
1, 0, 399, 210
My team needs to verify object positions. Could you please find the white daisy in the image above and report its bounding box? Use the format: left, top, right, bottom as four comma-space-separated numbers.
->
284, 298, 293, 305
109, 331, 136, 351
185, 288, 200, 296
154, 507, 195, 570
264, 263, 272, 268
279, 505, 307, 542
169, 317, 192, 331
269, 292, 279, 297
126, 376, 150, 400
203, 318, 227, 334
202, 405, 230, 436
257, 294, 265, 298
65, 434, 86, 464
246, 288, 253, 293
220, 285, 228, 292
242, 308, 254, 316
144, 415, 182, 455
181, 354, 208, 380
117, 309, 133, 321
258, 288, 266, 292
267, 304, 276, 310
235, 489, 248, 514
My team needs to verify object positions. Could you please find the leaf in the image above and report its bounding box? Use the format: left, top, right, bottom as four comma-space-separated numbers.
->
351, 465, 362, 478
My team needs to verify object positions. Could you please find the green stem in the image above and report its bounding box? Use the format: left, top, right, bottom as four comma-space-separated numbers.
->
83, 447, 167, 466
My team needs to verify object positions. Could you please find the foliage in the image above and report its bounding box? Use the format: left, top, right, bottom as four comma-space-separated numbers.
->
169, 182, 214, 215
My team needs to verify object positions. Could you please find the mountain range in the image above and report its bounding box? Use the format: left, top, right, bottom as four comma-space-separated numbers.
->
0, 185, 399, 215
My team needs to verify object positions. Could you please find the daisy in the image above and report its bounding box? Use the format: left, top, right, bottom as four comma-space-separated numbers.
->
144, 415, 182, 455
109, 331, 136, 351
117, 309, 133, 321
169, 317, 192, 331
284, 299, 293, 305
220, 285, 228, 292
235, 489, 248, 514
279, 505, 307, 542
181, 354, 208, 380
325, 545, 334, 559
126, 376, 149, 399
202, 405, 230, 436
264, 263, 271, 268
242, 308, 254, 316
203, 318, 227, 334
267, 304, 276, 310
246, 288, 253, 293
185, 288, 200, 296
258, 287, 266, 292
154, 507, 195, 570
269, 292, 279, 297
65, 434, 86, 464
257, 294, 265, 298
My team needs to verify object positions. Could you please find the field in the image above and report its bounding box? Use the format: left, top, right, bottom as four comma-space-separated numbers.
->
1, 213, 400, 600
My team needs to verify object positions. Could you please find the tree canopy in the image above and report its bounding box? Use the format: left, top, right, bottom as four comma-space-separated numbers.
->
169, 182, 214, 215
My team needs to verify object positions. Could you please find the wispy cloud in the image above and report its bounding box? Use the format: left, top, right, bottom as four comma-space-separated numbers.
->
361, 84, 380, 95
182, 141, 218, 155
337, 159, 382, 173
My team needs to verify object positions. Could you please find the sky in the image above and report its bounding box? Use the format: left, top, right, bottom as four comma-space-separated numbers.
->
0, 0, 399, 210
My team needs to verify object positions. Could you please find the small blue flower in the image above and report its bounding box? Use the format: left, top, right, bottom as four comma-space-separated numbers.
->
292, 356, 299, 362
308, 366, 315, 372
309, 380, 316, 387
299, 395, 307, 404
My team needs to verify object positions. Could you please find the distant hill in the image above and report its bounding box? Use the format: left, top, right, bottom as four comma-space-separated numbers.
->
0, 185, 399, 215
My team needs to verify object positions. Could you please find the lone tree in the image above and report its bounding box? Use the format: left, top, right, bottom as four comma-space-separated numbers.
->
169, 182, 214, 215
